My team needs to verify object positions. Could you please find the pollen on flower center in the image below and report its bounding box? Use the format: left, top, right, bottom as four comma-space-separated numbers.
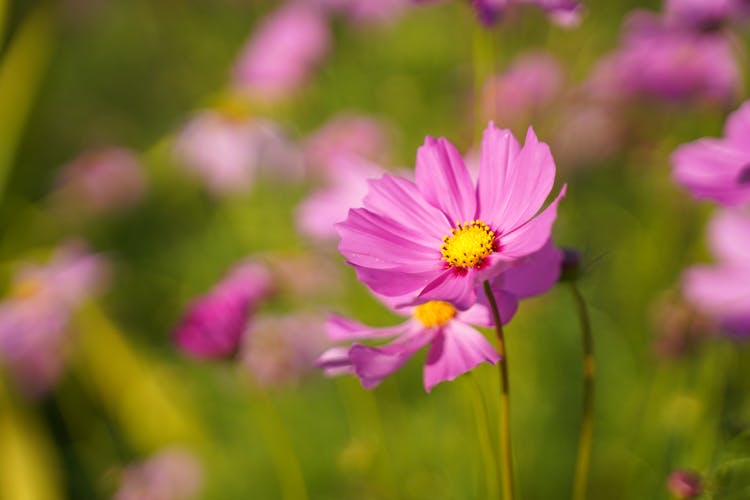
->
440, 220, 496, 269
414, 300, 457, 328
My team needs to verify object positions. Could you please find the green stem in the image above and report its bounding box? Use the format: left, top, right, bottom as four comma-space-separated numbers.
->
570, 282, 594, 500
483, 280, 515, 500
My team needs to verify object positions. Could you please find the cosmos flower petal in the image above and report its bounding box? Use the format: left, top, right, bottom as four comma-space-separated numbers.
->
481, 126, 556, 233
423, 321, 500, 392
363, 174, 450, 240
725, 101, 750, 146
349, 327, 434, 389
415, 137, 477, 223
338, 208, 441, 271
477, 123, 522, 219
499, 239, 563, 298
352, 265, 438, 297
418, 269, 478, 310
498, 184, 566, 259
316, 347, 355, 376
708, 209, 750, 265
325, 314, 409, 341
684, 265, 750, 318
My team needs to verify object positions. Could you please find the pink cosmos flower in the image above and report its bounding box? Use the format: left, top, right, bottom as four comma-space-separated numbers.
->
114, 448, 202, 500
239, 313, 329, 388
683, 209, 750, 336
665, 0, 749, 31
232, 3, 331, 102
588, 12, 740, 105
481, 52, 564, 132
672, 100, 750, 206
174, 111, 302, 196
415, 0, 581, 27
53, 148, 147, 214
336, 122, 565, 310
0, 242, 108, 397
297, 155, 385, 241
667, 470, 702, 499
174, 261, 274, 360
304, 113, 390, 178
319, 241, 562, 391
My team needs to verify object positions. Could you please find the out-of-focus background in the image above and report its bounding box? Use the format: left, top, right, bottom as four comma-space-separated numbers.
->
1, 0, 749, 498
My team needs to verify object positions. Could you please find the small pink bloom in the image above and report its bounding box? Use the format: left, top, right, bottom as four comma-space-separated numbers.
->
665, 0, 747, 31
319, 241, 561, 391
0, 242, 108, 397
114, 448, 202, 500
297, 155, 385, 241
672, 100, 750, 206
667, 470, 702, 499
239, 313, 329, 388
481, 52, 564, 131
417, 0, 582, 27
683, 209, 750, 336
233, 3, 331, 101
174, 261, 273, 360
53, 148, 147, 214
174, 112, 302, 196
588, 12, 740, 105
336, 122, 565, 310
304, 113, 390, 178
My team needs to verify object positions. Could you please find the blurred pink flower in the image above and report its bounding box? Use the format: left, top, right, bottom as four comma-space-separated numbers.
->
672, 100, 750, 206
481, 52, 564, 131
174, 261, 274, 360
551, 103, 623, 168
114, 448, 202, 500
240, 313, 329, 388
416, 0, 581, 27
297, 155, 385, 241
337, 122, 565, 310
53, 148, 147, 214
0, 242, 108, 397
174, 111, 302, 196
318, 241, 561, 391
304, 113, 390, 178
665, 0, 748, 31
315, 0, 409, 23
683, 209, 750, 337
233, 3, 331, 101
588, 12, 740, 105
266, 252, 343, 298
667, 470, 702, 499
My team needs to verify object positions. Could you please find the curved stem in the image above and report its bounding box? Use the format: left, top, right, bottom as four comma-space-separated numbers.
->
483, 280, 515, 500
570, 282, 594, 500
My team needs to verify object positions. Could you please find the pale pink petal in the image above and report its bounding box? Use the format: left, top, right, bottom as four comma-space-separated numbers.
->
479, 126, 556, 233
455, 301, 493, 327
316, 347, 355, 376
351, 265, 438, 297
415, 136, 477, 223
500, 239, 562, 298
708, 209, 750, 265
349, 325, 434, 389
477, 124, 521, 221
325, 314, 408, 341
423, 321, 500, 392
725, 101, 750, 148
497, 185, 566, 259
684, 265, 750, 317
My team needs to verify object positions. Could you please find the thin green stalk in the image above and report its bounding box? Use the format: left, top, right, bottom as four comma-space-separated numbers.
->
483, 280, 515, 500
250, 388, 308, 500
467, 373, 500, 499
570, 282, 594, 500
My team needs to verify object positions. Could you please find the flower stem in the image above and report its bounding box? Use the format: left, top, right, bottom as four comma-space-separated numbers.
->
483, 280, 514, 500
570, 282, 594, 500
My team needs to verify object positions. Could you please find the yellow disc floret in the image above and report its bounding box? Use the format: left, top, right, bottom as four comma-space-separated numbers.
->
440, 220, 496, 269
414, 300, 457, 328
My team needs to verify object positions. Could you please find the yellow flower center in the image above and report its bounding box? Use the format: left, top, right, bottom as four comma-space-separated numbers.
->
414, 300, 457, 328
440, 220, 496, 269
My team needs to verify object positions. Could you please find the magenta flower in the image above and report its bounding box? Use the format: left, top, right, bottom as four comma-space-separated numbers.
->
588, 12, 740, 105
319, 241, 562, 391
232, 3, 331, 102
0, 242, 108, 397
481, 52, 564, 131
672, 100, 750, 206
53, 148, 147, 214
114, 448, 202, 500
665, 0, 748, 31
416, 0, 581, 27
336, 122, 565, 310
667, 470, 702, 499
174, 111, 302, 196
297, 155, 385, 241
683, 209, 750, 336
174, 261, 273, 360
